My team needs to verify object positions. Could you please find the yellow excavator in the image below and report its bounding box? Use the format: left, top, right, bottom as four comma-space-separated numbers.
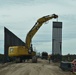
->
8, 14, 58, 62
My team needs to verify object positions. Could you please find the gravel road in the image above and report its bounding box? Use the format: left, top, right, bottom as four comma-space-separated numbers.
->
0, 58, 74, 75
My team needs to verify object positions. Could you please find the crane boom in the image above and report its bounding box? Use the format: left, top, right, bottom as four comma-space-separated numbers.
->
25, 14, 58, 50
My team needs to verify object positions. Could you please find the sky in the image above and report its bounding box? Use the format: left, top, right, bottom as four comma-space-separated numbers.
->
0, 0, 76, 55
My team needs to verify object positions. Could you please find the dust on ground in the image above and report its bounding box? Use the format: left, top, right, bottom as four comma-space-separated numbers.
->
0, 58, 74, 75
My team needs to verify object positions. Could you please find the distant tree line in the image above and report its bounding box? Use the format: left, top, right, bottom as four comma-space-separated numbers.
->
51, 54, 76, 62
62, 54, 76, 62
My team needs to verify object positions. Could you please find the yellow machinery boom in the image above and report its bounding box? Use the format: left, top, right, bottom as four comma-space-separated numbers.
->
8, 14, 58, 62
25, 14, 58, 51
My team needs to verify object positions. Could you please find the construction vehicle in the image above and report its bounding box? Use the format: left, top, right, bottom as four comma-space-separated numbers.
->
41, 52, 48, 60
8, 14, 58, 62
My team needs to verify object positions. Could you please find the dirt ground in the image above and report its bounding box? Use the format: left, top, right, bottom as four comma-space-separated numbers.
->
0, 58, 74, 75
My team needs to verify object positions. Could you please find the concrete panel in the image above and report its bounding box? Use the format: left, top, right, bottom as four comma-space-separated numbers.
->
53, 22, 62, 28
4, 27, 25, 62
52, 22, 62, 55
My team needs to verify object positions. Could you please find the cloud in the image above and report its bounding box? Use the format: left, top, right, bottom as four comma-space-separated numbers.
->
62, 38, 76, 55
0, 0, 52, 7
33, 41, 52, 54
0, 0, 76, 54
0, 15, 10, 18
0, 27, 4, 40
0, 40, 4, 54
0, 0, 75, 25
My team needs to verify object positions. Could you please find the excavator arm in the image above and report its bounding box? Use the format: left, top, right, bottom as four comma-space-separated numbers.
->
8, 14, 58, 62
25, 14, 58, 50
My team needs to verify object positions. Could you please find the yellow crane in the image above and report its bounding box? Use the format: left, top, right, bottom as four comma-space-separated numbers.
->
8, 14, 58, 62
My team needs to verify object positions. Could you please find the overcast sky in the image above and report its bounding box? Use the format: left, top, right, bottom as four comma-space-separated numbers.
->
0, 0, 76, 55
